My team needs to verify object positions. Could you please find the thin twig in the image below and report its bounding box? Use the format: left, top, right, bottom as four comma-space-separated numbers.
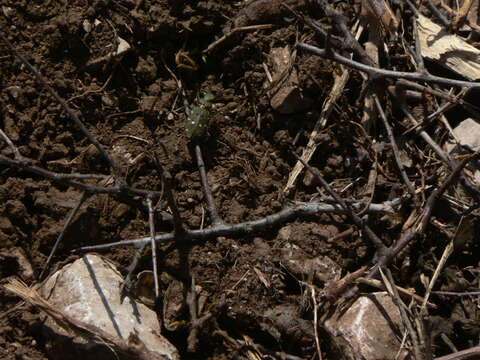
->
40, 191, 89, 280
295, 155, 387, 253
297, 43, 480, 89
147, 197, 160, 300
195, 144, 223, 226
0, 31, 123, 186
374, 95, 417, 200
0, 129, 21, 159
73, 197, 405, 252
0, 154, 162, 197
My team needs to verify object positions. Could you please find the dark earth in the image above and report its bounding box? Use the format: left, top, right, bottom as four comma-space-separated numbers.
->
1, 0, 479, 359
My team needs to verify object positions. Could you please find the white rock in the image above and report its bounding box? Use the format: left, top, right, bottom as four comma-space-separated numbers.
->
39, 254, 179, 360
324, 292, 408, 360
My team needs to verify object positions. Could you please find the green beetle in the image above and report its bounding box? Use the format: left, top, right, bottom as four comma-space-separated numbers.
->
186, 93, 214, 140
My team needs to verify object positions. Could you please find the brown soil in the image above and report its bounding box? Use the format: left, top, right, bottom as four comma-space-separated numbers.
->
1, 1, 479, 359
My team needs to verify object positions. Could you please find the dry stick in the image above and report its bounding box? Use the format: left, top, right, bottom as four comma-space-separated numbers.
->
412, 16, 427, 74
432, 290, 480, 296
0, 154, 162, 197
310, 286, 322, 360
297, 43, 480, 89
203, 24, 273, 54
120, 243, 146, 298
0, 129, 21, 159
420, 239, 454, 314
295, 155, 387, 253
73, 197, 405, 252
425, 0, 451, 28
284, 69, 349, 195
0, 32, 122, 185
435, 346, 480, 360
452, 0, 475, 32
186, 276, 212, 353
361, 7, 382, 133
356, 277, 436, 308
153, 158, 185, 237
368, 151, 480, 280
374, 95, 417, 200
392, 89, 451, 165
315, 0, 376, 67
40, 191, 89, 280
380, 268, 428, 360
396, 80, 480, 122
147, 198, 160, 300
4, 278, 164, 360
195, 144, 223, 226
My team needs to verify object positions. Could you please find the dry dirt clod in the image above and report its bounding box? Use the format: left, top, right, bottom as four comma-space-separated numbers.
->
324, 292, 408, 360
39, 254, 179, 360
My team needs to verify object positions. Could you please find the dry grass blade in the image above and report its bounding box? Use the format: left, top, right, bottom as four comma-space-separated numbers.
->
284, 68, 349, 195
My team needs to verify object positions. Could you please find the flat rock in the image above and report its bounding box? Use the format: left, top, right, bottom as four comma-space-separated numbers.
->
324, 292, 407, 360
39, 254, 179, 360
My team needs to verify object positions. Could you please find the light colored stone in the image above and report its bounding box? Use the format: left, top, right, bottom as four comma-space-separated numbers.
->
444, 118, 480, 184
324, 292, 407, 360
39, 254, 179, 360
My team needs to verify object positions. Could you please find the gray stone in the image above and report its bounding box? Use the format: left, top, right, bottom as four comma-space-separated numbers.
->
444, 118, 480, 184
39, 254, 179, 360
324, 292, 408, 360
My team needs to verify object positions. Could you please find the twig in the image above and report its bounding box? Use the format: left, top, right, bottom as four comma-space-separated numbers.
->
195, 144, 223, 226
0, 154, 162, 197
147, 197, 160, 300
284, 67, 349, 195
368, 151, 480, 280
0, 31, 123, 186
153, 157, 185, 237
310, 286, 322, 360
203, 24, 273, 54
380, 268, 429, 360
40, 191, 89, 280
434, 346, 480, 360
452, 0, 475, 32
356, 277, 436, 308
420, 239, 454, 314
374, 95, 417, 200
425, 0, 451, 28
314, 0, 376, 67
295, 155, 387, 253
283, 69, 349, 195
0, 129, 21, 159
186, 276, 212, 353
431, 291, 480, 297
297, 43, 480, 89
73, 197, 405, 252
